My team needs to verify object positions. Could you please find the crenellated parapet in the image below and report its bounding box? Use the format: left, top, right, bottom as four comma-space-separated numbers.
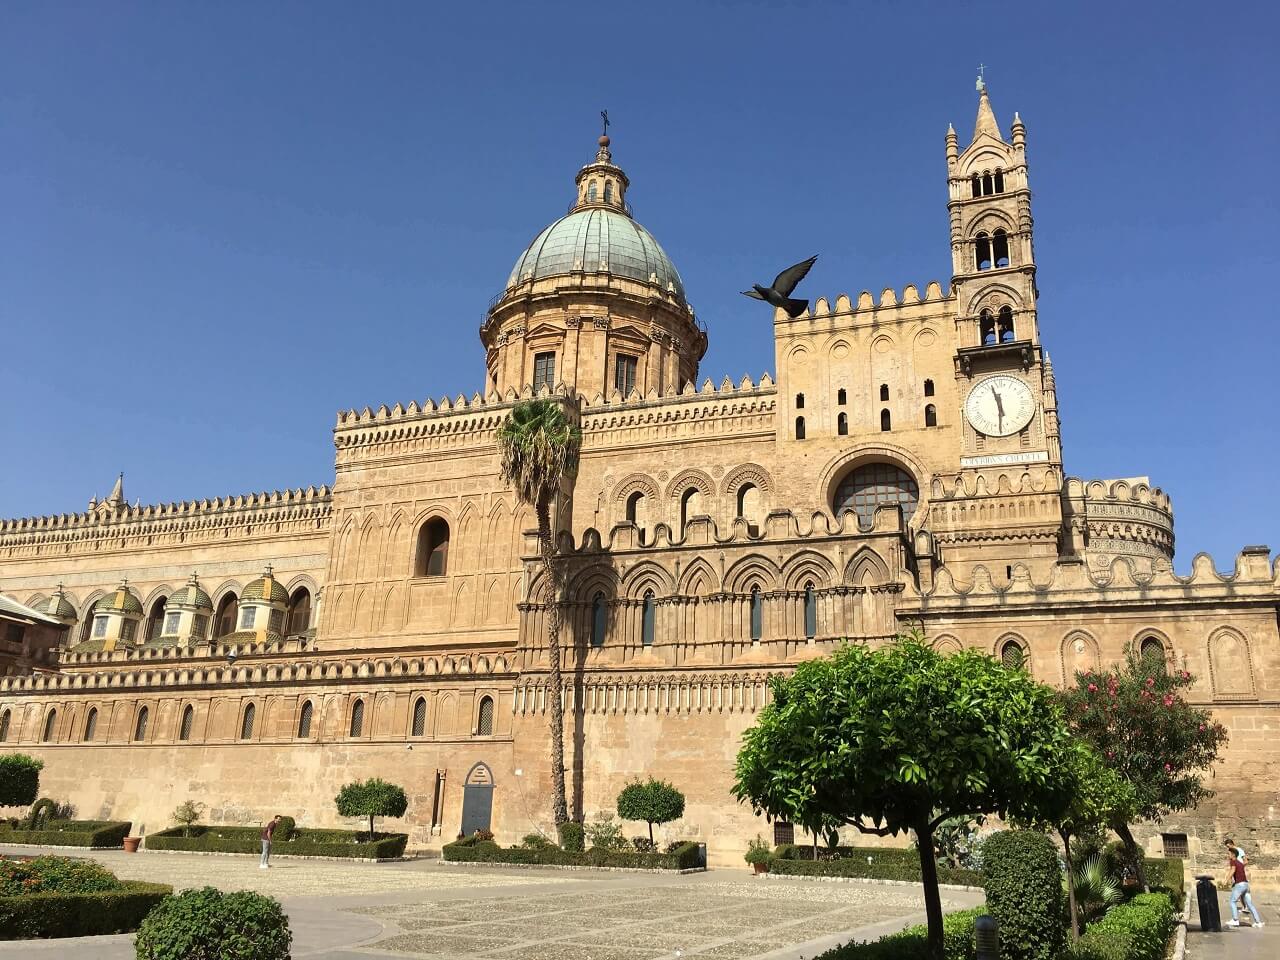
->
1060, 476, 1175, 572
515, 670, 784, 717
775, 281, 951, 324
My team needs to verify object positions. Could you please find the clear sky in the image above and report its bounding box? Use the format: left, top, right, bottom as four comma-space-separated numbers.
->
2, 1, 1276, 571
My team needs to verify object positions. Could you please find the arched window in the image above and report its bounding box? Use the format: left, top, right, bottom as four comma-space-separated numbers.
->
477, 696, 494, 736
879, 383, 890, 401
133, 706, 149, 742
980, 309, 997, 345
83, 708, 98, 742
146, 596, 167, 644
349, 698, 364, 737
795, 416, 806, 440
240, 703, 255, 740
998, 305, 1015, 343
286, 588, 312, 634
42, 709, 57, 743
1140, 637, 1166, 671
975, 233, 992, 271
880, 409, 891, 431
0, 710, 9, 742
970, 174, 980, 198
179, 704, 194, 741
603, 180, 613, 203
982, 173, 994, 195
837, 388, 846, 405
803, 582, 816, 640
923, 379, 934, 397
412, 697, 427, 737
591, 592, 607, 647
416, 518, 450, 576
795, 393, 804, 409
297, 701, 312, 738
749, 586, 763, 641
587, 180, 598, 202
993, 170, 1004, 193
736, 483, 757, 520
833, 462, 919, 529
1000, 640, 1027, 670
680, 487, 699, 533
79, 601, 99, 646
641, 591, 656, 646
837, 412, 848, 436
214, 594, 238, 638
625, 490, 644, 527
993, 229, 1010, 268
925, 404, 938, 427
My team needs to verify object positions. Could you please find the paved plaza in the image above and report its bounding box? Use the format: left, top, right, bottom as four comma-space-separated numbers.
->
0, 846, 979, 959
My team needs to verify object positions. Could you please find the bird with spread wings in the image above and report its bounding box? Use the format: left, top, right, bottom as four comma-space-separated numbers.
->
742, 255, 818, 318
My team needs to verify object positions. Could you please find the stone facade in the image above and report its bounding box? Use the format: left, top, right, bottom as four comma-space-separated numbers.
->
0, 83, 1276, 878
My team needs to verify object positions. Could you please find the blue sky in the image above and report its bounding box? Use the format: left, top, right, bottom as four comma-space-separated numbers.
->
2, 1, 1276, 570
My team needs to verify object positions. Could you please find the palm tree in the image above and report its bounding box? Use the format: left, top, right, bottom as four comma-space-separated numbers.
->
497, 398, 582, 828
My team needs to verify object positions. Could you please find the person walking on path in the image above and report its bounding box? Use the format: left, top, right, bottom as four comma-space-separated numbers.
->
260, 815, 281, 870
1227, 845, 1264, 928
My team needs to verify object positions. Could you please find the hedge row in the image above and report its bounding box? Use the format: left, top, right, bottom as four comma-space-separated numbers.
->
145, 827, 407, 859
1141, 857, 1184, 902
442, 836, 703, 870
774, 843, 921, 866
815, 906, 985, 960
0, 881, 172, 939
769, 856, 983, 886
0, 821, 132, 848
1067, 892, 1178, 960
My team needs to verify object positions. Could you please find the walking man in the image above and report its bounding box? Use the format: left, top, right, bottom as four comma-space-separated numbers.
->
1226, 843, 1264, 927
260, 815, 281, 870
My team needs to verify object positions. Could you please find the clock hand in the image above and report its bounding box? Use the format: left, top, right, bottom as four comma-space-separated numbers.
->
991, 388, 1005, 417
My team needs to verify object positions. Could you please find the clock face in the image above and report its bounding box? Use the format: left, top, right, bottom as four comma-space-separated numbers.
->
964, 375, 1036, 437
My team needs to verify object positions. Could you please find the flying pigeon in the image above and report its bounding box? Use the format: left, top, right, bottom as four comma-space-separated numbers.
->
742, 255, 818, 318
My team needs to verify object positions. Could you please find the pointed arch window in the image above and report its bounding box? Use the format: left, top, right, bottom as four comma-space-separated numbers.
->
880, 409, 892, 432
412, 697, 428, 737
803, 582, 816, 640
1000, 640, 1027, 671
179, 704, 194, 741
980, 309, 997, 345
0, 710, 10, 742
591, 592, 607, 647
925, 404, 938, 427
297, 701, 312, 738
477, 696, 494, 736
286, 588, 312, 634
146, 596, 167, 643
993, 229, 1010, 268
42, 709, 57, 743
749, 586, 763, 641
970, 174, 980, 198
239, 703, 255, 740
998, 305, 1015, 342
837, 412, 848, 436
837, 388, 846, 405
133, 706, 149, 742
214, 594, 238, 638
641, 590, 656, 646
795, 416, 806, 440
994, 169, 1005, 193
924, 379, 935, 397
349, 698, 364, 737
975, 233, 992, 271
83, 708, 98, 742
1140, 637, 1166, 672
416, 518, 450, 577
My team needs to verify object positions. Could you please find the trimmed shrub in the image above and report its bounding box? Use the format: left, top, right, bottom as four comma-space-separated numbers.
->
0, 755, 42, 808
521, 833, 556, 850
769, 857, 982, 886
24, 798, 60, 830
135, 886, 290, 960
0, 856, 120, 896
442, 837, 702, 870
615, 778, 685, 845
557, 820, 584, 853
274, 815, 296, 842
982, 830, 1065, 960
1143, 857, 1184, 903
144, 825, 406, 859
1067, 892, 1177, 960
815, 906, 985, 960
774, 843, 922, 865
334, 778, 407, 838
0, 820, 132, 848
0, 882, 171, 940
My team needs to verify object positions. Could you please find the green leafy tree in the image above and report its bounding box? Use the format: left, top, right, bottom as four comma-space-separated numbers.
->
0, 754, 42, 807
172, 800, 205, 838
733, 634, 1077, 960
334, 778, 408, 839
1062, 645, 1227, 888
616, 778, 685, 845
497, 398, 582, 827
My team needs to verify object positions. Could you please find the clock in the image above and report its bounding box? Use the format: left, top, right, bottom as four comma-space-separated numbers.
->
964, 375, 1036, 437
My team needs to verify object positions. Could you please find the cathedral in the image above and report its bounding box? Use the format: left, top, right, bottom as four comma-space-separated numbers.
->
1, 84, 1276, 875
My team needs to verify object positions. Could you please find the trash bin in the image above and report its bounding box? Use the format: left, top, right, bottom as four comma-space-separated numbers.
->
1195, 875, 1221, 932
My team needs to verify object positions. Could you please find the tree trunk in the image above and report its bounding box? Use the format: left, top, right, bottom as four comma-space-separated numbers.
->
369, 814, 375, 839
648, 821, 654, 845
538, 498, 569, 827
914, 818, 945, 960
1113, 820, 1149, 892
1061, 828, 1079, 942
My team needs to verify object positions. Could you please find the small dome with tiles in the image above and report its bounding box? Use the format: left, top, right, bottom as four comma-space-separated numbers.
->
31, 586, 77, 621
241, 566, 289, 603
167, 574, 213, 611
96, 581, 143, 615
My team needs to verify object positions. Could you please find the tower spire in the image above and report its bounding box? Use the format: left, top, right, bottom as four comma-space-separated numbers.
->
973, 72, 1002, 143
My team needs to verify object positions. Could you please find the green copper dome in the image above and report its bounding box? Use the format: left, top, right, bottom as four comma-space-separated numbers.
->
96, 582, 143, 615
32, 591, 76, 620
168, 576, 213, 611
242, 569, 289, 604
506, 208, 685, 301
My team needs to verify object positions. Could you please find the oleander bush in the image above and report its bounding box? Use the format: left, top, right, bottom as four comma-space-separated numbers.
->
0, 820, 132, 848
1066, 892, 1177, 960
144, 825, 406, 859
982, 830, 1065, 960
0, 856, 119, 896
135, 886, 290, 960
443, 835, 702, 870
815, 906, 985, 960
0, 856, 171, 939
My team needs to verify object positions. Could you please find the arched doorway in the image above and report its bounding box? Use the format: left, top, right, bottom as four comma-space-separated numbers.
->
460, 762, 495, 836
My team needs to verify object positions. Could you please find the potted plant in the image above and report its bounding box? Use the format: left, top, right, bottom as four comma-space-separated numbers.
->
745, 835, 772, 875
123, 835, 141, 853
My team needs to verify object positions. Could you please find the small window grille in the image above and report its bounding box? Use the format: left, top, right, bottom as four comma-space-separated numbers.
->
121, 619, 137, 643
773, 821, 795, 846
269, 609, 284, 634
240, 703, 255, 740
163, 612, 181, 635
412, 697, 427, 737
83, 708, 98, 742
1161, 833, 1189, 858
477, 696, 494, 736
349, 698, 364, 737
0, 710, 10, 742
179, 705, 194, 741
297, 701, 312, 738
239, 607, 256, 630
134, 707, 149, 742
93, 616, 108, 638
42, 710, 57, 742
